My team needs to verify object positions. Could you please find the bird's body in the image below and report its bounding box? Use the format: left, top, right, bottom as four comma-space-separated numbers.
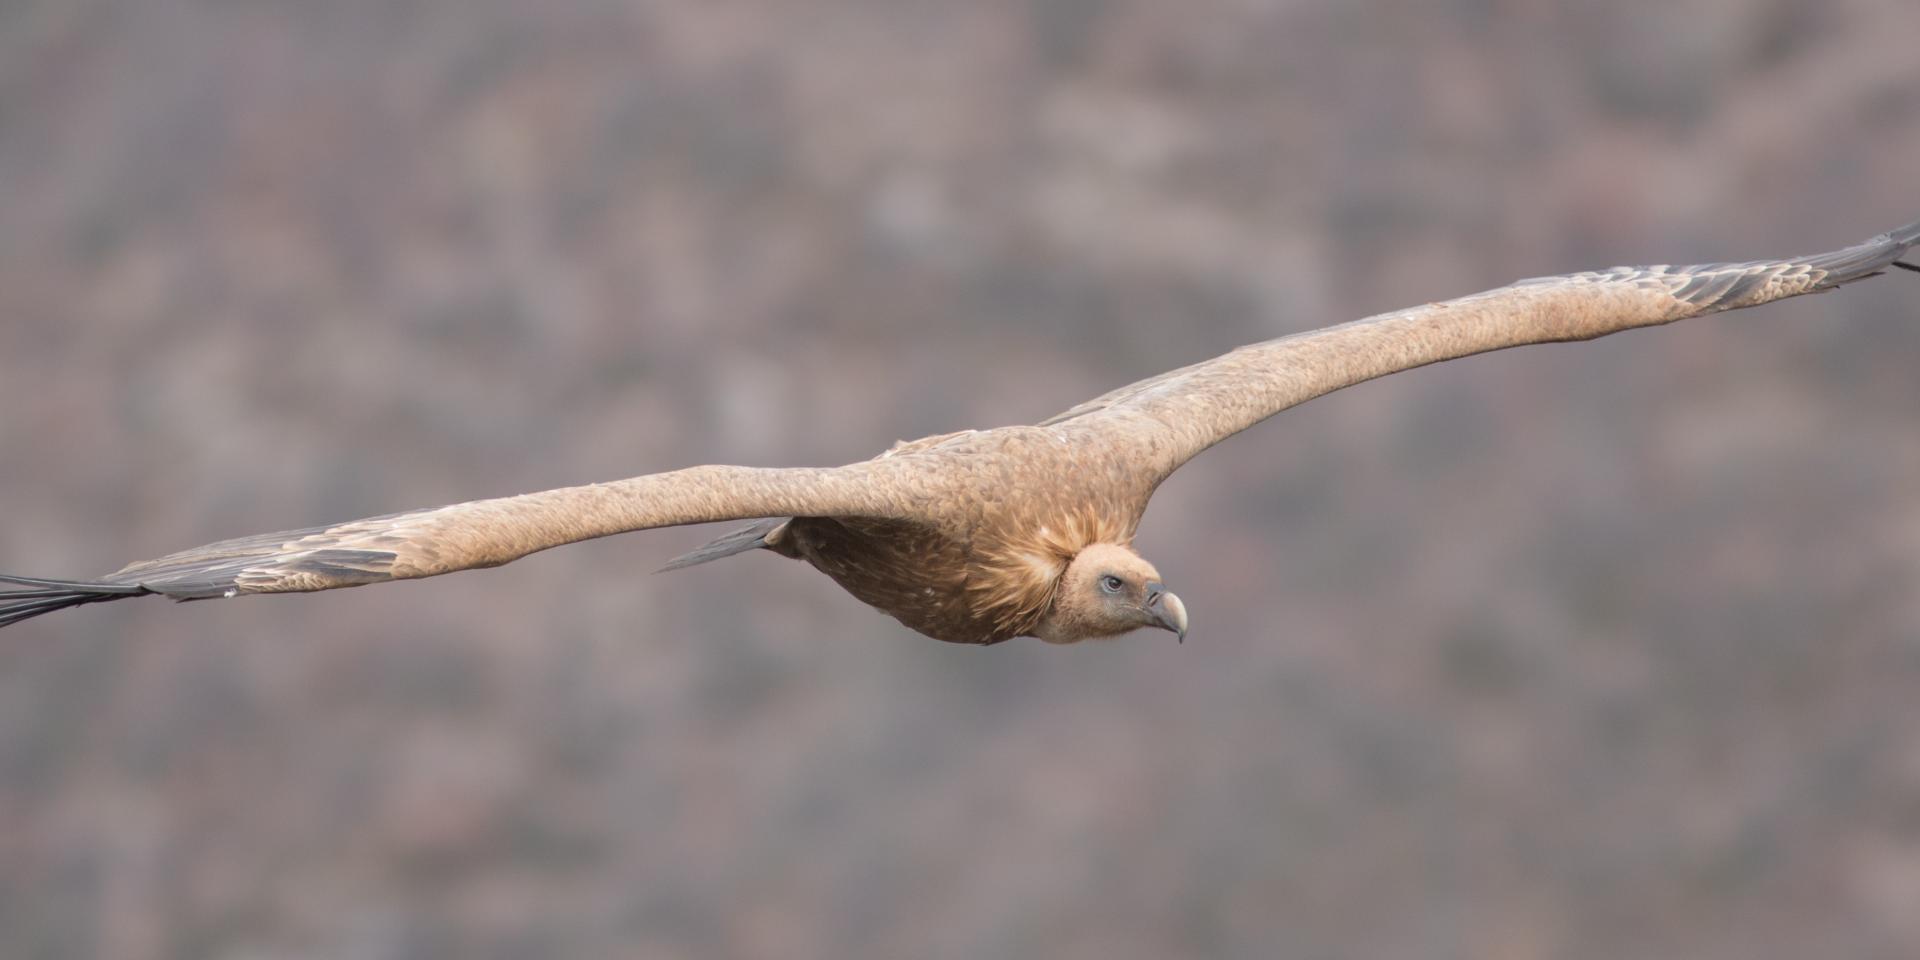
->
4, 220, 1917, 643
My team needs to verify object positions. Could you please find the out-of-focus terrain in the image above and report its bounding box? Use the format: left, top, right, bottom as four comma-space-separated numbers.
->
3, 1, 1919, 957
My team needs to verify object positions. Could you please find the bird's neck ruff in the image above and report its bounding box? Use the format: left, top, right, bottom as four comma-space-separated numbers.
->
968, 508, 1132, 639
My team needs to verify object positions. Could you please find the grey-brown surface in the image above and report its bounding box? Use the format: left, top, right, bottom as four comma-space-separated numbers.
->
4, 1, 1920, 958
4, 225, 1915, 645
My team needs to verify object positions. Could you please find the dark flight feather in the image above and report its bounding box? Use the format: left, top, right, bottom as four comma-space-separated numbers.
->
0, 574, 151, 627
659, 518, 789, 572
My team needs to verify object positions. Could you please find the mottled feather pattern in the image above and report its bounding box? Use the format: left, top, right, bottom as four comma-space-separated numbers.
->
1523, 219, 1920, 312
106, 508, 430, 597
2, 219, 1914, 642
1528, 260, 1825, 313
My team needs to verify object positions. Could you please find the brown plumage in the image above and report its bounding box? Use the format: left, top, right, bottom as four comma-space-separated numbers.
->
4, 221, 1917, 643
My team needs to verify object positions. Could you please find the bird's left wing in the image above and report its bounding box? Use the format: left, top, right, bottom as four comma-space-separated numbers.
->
0, 458, 940, 627
1042, 219, 1920, 481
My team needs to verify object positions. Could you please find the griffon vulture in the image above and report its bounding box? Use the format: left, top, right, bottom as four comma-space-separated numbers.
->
4, 221, 1917, 643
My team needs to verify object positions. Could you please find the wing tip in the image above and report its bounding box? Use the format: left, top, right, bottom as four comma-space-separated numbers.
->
1800, 217, 1920, 289
0, 574, 151, 629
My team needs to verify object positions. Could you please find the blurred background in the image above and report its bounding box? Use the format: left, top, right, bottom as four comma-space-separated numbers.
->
2, 1, 1919, 957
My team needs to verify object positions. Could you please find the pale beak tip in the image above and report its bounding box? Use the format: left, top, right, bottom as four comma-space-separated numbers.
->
1158, 591, 1189, 643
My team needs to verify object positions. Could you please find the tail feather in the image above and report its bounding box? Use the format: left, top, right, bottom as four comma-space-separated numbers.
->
658, 518, 788, 572
0, 574, 150, 628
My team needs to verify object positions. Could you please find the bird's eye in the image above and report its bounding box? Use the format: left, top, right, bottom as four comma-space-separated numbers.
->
1099, 575, 1125, 594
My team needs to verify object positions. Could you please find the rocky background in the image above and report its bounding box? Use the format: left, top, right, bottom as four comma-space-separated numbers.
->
3, 1, 1919, 957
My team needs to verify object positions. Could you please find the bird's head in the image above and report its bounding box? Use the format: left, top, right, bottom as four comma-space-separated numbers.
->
1034, 542, 1188, 644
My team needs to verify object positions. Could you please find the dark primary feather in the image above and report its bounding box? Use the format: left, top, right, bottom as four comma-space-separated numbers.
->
0, 574, 150, 628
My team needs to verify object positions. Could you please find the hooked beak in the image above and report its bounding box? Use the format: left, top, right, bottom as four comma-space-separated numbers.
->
1144, 582, 1189, 643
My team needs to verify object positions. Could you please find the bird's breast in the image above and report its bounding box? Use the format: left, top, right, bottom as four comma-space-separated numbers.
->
783, 516, 1001, 644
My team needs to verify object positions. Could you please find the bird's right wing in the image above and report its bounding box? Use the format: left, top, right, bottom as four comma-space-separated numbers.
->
1, 457, 944, 626
1042, 219, 1920, 481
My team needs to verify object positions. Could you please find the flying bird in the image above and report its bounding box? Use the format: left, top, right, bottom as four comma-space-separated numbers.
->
4, 221, 1917, 643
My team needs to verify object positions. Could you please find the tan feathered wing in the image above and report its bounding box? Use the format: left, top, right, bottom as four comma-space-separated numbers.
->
0, 460, 941, 624
1043, 220, 1920, 481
